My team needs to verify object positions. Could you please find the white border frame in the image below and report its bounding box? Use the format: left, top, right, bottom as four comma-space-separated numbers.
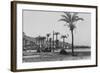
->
16, 3, 97, 70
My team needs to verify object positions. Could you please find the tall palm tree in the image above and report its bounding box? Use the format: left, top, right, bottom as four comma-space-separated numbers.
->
52, 31, 55, 52
49, 38, 52, 51
46, 33, 50, 48
54, 32, 60, 49
54, 32, 60, 41
46, 33, 50, 42
59, 12, 84, 56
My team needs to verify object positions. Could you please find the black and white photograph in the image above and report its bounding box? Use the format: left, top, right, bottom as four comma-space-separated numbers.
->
11, 1, 97, 71
23, 10, 91, 62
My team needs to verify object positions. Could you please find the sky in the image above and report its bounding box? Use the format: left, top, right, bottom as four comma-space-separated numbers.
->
23, 10, 91, 46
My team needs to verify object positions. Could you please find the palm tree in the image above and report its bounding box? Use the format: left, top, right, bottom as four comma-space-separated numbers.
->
54, 32, 60, 49
46, 33, 50, 40
59, 12, 84, 56
54, 32, 60, 41
61, 35, 66, 48
49, 38, 52, 51
46, 33, 50, 48
59, 35, 68, 54
52, 31, 55, 52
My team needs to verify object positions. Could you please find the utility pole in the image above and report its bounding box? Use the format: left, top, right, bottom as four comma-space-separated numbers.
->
52, 30, 54, 52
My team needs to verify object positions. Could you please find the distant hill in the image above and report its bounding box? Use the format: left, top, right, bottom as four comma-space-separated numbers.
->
23, 33, 36, 42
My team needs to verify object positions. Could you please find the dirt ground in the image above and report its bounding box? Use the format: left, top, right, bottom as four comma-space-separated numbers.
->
23, 51, 91, 62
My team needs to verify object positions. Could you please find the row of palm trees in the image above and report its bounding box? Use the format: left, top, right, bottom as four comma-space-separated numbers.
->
46, 32, 69, 53
23, 30, 69, 53
35, 31, 69, 52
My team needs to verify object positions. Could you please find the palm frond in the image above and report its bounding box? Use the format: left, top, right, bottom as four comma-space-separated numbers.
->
64, 12, 72, 21
58, 18, 70, 23
64, 12, 71, 18
74, 18, 84, 22
58, 12, 84, 31
54, 32, 60, 35
47, 33, 50, 37
61, 15, 69, 20
73, 12, 78, 17
72, 13, 78, 22
72, 13, 84, 22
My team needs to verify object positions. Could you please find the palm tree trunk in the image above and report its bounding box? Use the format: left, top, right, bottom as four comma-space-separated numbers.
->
71, 30, 74, 56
